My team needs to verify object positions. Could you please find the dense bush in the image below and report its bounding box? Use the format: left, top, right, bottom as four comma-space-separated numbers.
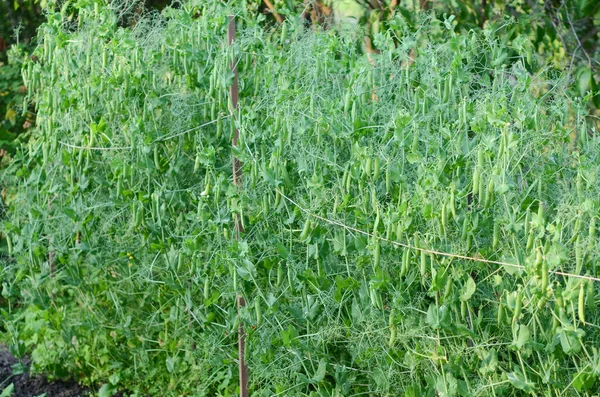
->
1, 0, 600, 396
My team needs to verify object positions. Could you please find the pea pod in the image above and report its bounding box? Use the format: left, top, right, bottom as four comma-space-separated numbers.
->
472, 169, 480, 197
373, 237, 381, 269
400, 248, 409, 277
449, 189, 457, 220
255, 297, 262, 326
6, 234, 12, 256
388, 324, 397, 348
373, 157, 381, 181
497, 303, 505, 326
203, 277, 210, 301
300, 218, 311, 241
577, 283, 585, 325
512, 288, 522, 324
154, 145, 161, 171
385, 164, 391, 195
277, 263, 284, 288
492, 221, 499, 250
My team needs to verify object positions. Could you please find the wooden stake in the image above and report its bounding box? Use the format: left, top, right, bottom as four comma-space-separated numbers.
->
228, 15, 248, 397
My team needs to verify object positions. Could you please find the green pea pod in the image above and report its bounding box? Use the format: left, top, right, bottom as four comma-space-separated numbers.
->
578, 283, 585, 325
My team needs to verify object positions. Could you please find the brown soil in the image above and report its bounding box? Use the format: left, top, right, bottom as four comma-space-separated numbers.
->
0, 346, 90, 397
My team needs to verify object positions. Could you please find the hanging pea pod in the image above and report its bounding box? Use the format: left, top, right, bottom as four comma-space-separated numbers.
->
277, 263, 284, 288
400, 247, 409, 277
576, 171, 583, 201
385, 163, 391, 195
575, 240, 583, 274
540, 255, 548, 295
6, 234, 12, 256
255, 296, 262, 326
373, 235, 381, 270
300, 218, 311, 241
440, 202, 447, 236
492, 221, 499, 251
497, 302, 506, 326
274, 188, 281, 208
512, 287, 522, 325
589, 217, 596, 251
578, 283, 585, 325
116, 176, 122, 199
388, 323, 397, 348
472, 169, 480, 197
373, 157, 381, 181
364, 157, 372, 179
449, 189, 457, 220
154, 145, 161, 171
484, 179, 494, 209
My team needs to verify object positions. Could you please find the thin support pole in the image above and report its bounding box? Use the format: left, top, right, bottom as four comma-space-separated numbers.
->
228, 15, 248, 397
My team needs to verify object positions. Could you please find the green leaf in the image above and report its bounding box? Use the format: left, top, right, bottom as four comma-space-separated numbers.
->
515, 324, 530, 349
460, 277, 476, 301
506, 371, 535, 393
573, 371, 596, 392
436, 372, 457, 397
98, 383, 117, 397
0, 383, 14, 397
311, 358, 327, 383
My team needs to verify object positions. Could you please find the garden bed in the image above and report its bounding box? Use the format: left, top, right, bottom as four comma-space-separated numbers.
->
0, 346, 90, 397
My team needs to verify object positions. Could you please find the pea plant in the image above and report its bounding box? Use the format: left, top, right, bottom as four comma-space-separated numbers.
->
1, 1, 599, 396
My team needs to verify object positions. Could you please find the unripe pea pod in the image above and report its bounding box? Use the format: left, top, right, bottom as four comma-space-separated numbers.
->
277, 263, 284, 288
255, 296, 262, 326
400, 248, 409, 277
512, 288, 522, 324
478, 174, 485, 203
178, 252, 184, 272
492, 221, 499, 250
300, 218, 311, 241
541, 255, 549, 295
388, 324, 397, 348
373, 236, 381, 269
449, 189, 457, 220
116, 176, 122, 199
484, 178, 494, 209
385, 164, 391, 195
472, 169, 480, 197
578, 283, 585, 325
274, 188, 281, 208
364, 157, 372, 178
6, 234, 12, 256
497, 303, 506, 326
537, 294, 547, 311
575, 241, 583, 274
373, 157, 381, 181
154, 145, 161, 171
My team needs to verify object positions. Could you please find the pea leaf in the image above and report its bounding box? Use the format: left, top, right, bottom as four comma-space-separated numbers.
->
460, 277, 476, 301
0, 383, 14, 397
515, 324, 530, 349
506, 371, 535, 393
311, 358, 327, 383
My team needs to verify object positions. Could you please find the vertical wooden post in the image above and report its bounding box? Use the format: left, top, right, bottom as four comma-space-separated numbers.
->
228, 15, 248, 397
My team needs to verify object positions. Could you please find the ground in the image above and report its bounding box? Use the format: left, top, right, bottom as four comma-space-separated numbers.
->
0, 346, 90, 397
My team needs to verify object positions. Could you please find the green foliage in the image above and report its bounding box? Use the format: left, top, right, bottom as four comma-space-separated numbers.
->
0, 47, 33, 156
1, 0, 600, 396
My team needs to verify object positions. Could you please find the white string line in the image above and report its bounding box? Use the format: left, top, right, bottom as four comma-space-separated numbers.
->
59, 141, 132, 151
275, 188, 600, 284
59, 118, 224, 151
